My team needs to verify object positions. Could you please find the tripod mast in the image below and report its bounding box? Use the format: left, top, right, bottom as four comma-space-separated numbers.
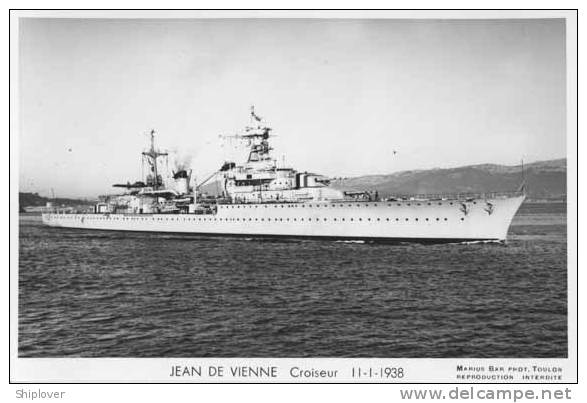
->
142, 129, 168, 190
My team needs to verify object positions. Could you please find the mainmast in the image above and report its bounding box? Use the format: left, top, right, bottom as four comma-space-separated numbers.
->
142, 129, 168, 190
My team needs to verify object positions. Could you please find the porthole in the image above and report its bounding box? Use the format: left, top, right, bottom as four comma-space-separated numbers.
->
444, 218, 448, 221
425, 218, 429, 221
395, 218, 399, 221
461, 218, 465, 221
436, 218, 440, 221
415, 218, 419, 221
405, 218, 409, 221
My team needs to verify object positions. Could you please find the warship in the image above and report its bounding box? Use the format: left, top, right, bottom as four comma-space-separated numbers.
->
42, 107, 525, 243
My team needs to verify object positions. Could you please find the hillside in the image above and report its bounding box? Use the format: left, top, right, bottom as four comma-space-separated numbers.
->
19, 192, 94, 210
330, 159, 566, 200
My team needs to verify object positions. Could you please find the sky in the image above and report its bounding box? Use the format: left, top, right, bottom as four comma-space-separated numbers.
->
18, 18, 567, 198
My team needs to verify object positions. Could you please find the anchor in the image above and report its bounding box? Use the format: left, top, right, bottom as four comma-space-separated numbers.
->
484, 202, 494, 215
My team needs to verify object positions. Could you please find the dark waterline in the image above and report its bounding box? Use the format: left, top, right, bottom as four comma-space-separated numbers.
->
18, 202, 567, 357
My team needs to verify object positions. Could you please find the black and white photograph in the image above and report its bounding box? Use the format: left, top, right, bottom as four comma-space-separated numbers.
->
10, 10, 577, 384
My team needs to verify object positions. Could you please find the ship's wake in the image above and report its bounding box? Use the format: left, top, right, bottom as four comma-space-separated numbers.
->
454, 239, 506, 246
334, 240, 366, 244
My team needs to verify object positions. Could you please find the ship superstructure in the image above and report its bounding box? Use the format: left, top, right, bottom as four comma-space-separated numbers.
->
97, 129, 194, 215
42, 108, 525, 242
213, 106, 344, 203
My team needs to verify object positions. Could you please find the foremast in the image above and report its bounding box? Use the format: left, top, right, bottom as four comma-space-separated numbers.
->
142, 129, 168, 190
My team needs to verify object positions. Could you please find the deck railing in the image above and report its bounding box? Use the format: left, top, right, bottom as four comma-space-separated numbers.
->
216, 190, 525, 205
383, 190, 525, 201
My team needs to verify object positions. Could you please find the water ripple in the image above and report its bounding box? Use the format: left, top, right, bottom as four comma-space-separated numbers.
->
18, 203, 567, 357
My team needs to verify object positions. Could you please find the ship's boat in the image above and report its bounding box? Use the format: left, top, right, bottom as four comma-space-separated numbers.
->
42, 107, 525, 243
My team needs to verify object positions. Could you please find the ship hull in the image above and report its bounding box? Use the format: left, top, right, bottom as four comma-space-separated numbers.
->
41, 195, 525, 242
